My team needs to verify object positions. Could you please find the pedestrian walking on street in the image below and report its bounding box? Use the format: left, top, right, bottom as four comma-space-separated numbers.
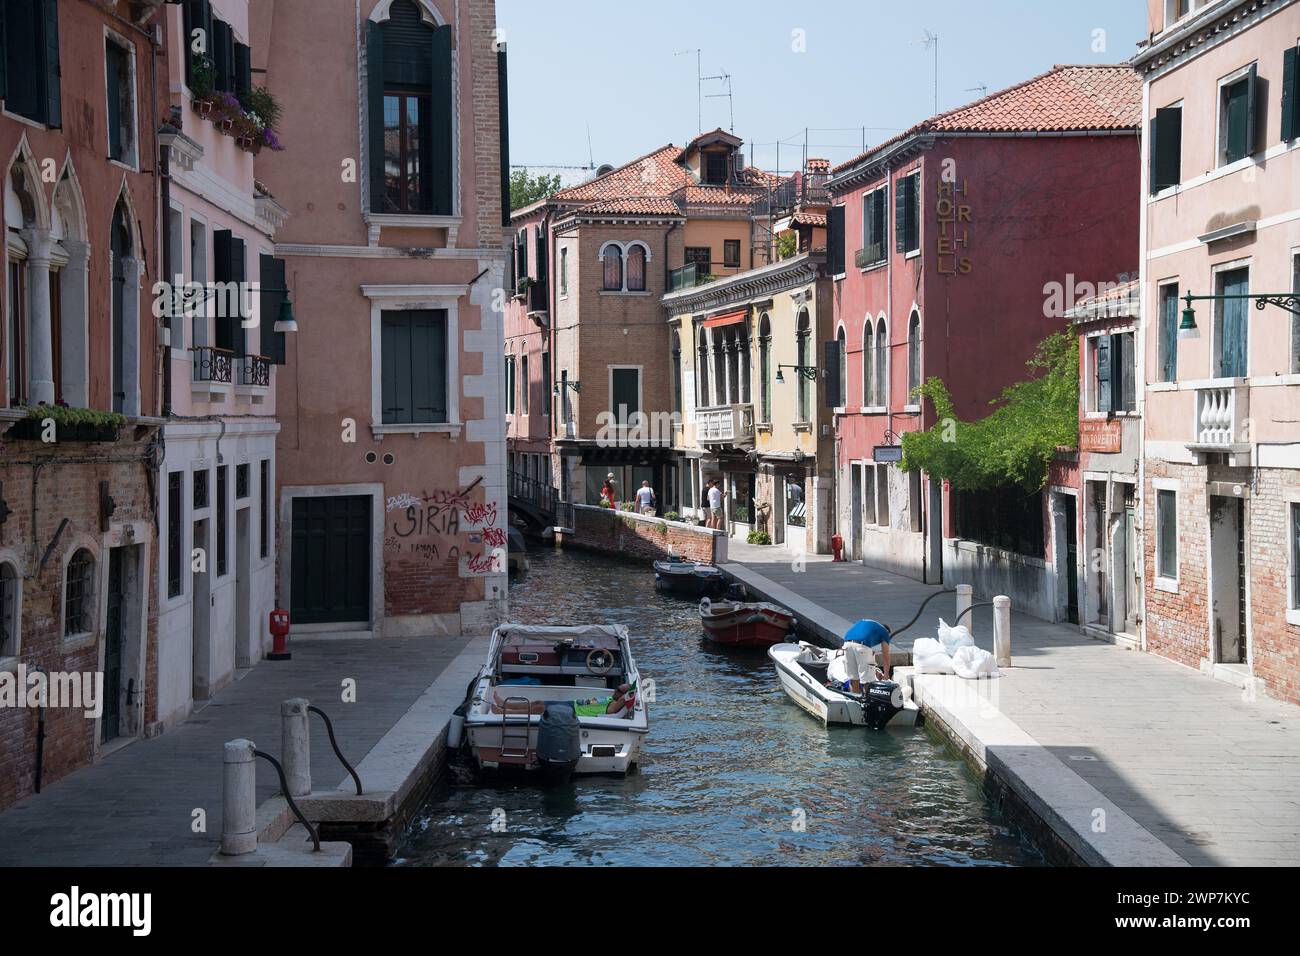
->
636, 480, 657, 515
707, 479, 725, 529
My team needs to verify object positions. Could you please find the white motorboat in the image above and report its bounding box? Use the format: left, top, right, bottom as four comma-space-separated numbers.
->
463, 623, 649, 779
768, 641, 921, 729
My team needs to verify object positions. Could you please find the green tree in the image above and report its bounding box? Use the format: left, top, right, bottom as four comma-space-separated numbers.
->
510, 170, 561, 210
900, 331, 1079, 492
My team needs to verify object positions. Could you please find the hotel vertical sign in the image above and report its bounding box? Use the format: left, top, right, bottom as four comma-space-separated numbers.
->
936, 159, 972, 275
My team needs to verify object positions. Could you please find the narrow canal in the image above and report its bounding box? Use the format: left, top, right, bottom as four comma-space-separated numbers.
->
394, 545, 1042, 866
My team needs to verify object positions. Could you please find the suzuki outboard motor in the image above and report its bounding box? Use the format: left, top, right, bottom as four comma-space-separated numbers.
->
863, 680, 905, 730
536, 702, 581, 784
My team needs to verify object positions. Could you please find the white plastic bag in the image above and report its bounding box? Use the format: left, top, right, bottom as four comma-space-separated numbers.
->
951, 644, 1000, 679
912, 637, 956, 675
936, 618, 974, 657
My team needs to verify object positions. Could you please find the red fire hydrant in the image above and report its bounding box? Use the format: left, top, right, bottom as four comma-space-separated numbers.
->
268, 607, 292, 661
831, 533, 844, 562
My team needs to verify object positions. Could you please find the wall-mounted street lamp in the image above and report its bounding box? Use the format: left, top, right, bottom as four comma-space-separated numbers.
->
775, 364, 818, 384
552, 380, 581, 397
1179, 290, 1300, 340
268, 289, 299, 334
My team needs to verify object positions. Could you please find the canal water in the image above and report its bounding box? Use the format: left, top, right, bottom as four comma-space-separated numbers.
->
394, 545, 1042, 867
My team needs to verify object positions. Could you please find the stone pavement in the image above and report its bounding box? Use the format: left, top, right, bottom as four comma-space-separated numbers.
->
723, 540, 1300, 866
0, 636, 471, 866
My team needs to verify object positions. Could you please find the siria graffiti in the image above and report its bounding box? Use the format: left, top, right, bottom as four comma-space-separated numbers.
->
382, 478, 504, 579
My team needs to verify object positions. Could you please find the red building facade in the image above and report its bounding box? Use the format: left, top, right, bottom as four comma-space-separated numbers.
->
828, 66, 1142, 615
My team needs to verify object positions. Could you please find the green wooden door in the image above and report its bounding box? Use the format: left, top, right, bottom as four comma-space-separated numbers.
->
291, 496, 372, 624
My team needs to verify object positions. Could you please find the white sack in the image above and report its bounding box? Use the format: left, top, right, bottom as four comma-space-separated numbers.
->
912, 637, 956, 675
936, 618, 974, 657
951, 644, 1000, 679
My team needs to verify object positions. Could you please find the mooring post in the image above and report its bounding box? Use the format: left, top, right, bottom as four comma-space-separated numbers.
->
221, 739, 258, 856
282, 698, 311, 797
993, 595, 1012, 667
955, 584, 973, 637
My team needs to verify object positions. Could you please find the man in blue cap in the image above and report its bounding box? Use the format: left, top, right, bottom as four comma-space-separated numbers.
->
842, 618, 892, 690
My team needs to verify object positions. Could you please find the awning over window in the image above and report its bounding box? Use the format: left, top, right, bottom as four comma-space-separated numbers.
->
702, 309, 747, 329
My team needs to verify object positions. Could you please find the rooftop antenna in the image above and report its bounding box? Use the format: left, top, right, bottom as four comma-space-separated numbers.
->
586, 123, 595, 170
965, 83, 988, 97
674, 48, 702, 134
916, 29, 939, 115
703, 67, 734, 132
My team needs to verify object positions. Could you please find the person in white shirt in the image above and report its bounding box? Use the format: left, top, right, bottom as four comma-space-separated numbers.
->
635, 481, 657, 515
706, 480, 724, 529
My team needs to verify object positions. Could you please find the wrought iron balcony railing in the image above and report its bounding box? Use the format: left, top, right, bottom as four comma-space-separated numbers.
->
193, 345, 234, 384
240, 354, 272, 387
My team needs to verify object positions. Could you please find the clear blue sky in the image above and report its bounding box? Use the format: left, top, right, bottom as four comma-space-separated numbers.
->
498, 0, 1147, 175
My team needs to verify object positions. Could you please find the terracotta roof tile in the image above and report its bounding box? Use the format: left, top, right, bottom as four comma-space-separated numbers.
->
578, 196, 683, 216
832, 65, 1140, 175
791, 210, 827, 228
552, 144, 691, 203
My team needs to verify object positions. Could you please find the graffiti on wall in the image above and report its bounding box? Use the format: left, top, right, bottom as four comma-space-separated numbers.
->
382, 478, 504, 576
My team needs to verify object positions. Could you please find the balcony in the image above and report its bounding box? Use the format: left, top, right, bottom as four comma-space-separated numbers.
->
1190, 384, 1252, 463
696, 403, 754, 446
668, 263, 716, 292
854, 244, 885, 269
239, 354, 271, 387
192, 346, 234, 397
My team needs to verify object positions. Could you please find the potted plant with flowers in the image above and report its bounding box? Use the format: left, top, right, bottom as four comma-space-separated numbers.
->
190, 54, 217, 116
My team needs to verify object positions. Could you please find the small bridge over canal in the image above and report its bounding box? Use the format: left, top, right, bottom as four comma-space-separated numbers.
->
507, 468, 560, 533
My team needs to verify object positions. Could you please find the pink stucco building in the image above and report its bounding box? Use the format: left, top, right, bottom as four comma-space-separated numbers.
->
154, 0, 289, 729
254, 0, 509, 637
1134, 0, 1300, 704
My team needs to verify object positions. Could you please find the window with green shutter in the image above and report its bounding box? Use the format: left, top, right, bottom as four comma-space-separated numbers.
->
105, 37, 135, 165
895, 172, 920, 254
368, 1, 455, 216
1158, 283, 1179, 382
212, 18, 233, 92
260, 254, 288, 364
183, 0, 214, 87
212, 231, 246, 356
859, 185, 888, 266
826, 205, 845, 275
1283, 46, 1300, 143
1218, 65, 1257, 166
1149, 105, 1182, 193
1156, 490, 1177, 579
382, 310, 448, 424
234, 41, 251, 101
2, 0, 60, 126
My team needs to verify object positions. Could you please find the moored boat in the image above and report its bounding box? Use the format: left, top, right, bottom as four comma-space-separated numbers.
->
698, 597, 795, 647
463, 623, 649, 778
768, 641, 920, 729
653, 557, 725, 596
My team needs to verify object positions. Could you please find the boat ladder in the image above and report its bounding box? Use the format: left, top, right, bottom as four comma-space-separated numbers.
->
500, 696, 532, 759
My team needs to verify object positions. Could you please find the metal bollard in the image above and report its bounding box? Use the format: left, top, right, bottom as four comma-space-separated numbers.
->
221, 739, 258, 855
993, 595, 1012, 667
955, 584, 973, 637
281, 698, 311, 797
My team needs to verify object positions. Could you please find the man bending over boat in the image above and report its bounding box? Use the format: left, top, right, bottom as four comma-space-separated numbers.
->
489, 683, 638, 717
842, 619, 892, 690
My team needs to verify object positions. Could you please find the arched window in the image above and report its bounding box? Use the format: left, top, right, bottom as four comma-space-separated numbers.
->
111, 199, 133, 414
836, 326, 847, 407
0, 561, 18, 658
602, 244, 624, 291
874, 318, 888, 407
368, 0, 454, 216
52, 168, 90, 409
64, 549, 96, 637
758, 313, 772, 423
907, 311, 921, 398
626, 243, 647, 291
796, 309, 811, 422
862, 318, 874, 408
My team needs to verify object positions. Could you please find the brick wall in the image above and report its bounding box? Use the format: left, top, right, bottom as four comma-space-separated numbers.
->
0, 433, 160, 811
568, 504, 723, 564
469, 0, 504, 250
1143, 461, 1209, 671
1248, 468, 1300, 706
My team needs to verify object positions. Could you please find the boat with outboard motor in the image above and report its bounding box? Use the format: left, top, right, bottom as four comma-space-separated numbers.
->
699, 596, 796, 647
768, 641, 920, 729
653, 556, 725, 596
462, 623, 649, 780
